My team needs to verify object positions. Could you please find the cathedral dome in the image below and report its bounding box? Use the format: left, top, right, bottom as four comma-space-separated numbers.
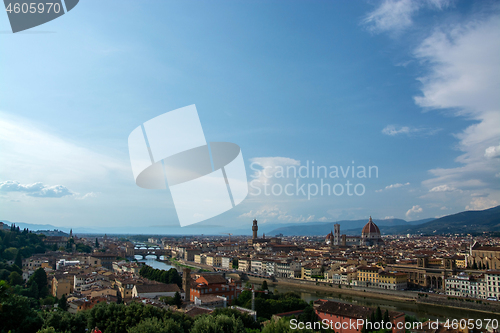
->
362, 217, 380, 236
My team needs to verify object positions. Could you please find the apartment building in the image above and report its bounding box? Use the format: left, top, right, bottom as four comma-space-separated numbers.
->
445, 273, 486, 299
378, 272, 407, 290
485, 270, 500, 300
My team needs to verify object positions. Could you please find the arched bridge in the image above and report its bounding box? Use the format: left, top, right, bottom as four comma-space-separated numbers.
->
134, 248, 171, 260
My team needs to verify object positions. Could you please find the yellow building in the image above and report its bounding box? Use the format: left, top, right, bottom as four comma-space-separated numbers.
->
357, 266, 380, 283
206, 255, 222, 267
379, 272, 408, 290
52, 274, 74, 298
301, 264, 322, 280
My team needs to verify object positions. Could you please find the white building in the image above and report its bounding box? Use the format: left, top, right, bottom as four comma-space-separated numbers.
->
485, 270, 500, 300
445, 272, 486, 299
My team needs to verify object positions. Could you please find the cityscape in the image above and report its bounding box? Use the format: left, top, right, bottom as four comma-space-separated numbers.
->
1, 0, 500, 332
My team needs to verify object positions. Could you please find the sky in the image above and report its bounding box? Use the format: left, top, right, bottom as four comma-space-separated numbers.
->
0, 0, 499, 233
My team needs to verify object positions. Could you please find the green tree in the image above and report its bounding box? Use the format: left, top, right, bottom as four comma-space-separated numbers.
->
58, 294, 68, 311
9, 270, 24, 286
127, 317, 183, 333
190, 314, 245, 333
173, 291, 182, 309
29, 268, 49, 298
261, 317, 315, 333
0, 294, 43, 333
261, 280, 268, 291
15, 250, 23, 268
95, 238, 99, 248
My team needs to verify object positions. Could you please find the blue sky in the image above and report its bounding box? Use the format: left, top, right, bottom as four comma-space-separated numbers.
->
1, 0, 499, 233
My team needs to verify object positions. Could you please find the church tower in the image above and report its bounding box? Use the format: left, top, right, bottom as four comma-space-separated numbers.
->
252, 219, 258, 240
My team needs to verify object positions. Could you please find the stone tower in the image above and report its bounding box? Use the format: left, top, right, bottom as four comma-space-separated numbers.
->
252, 219, 258, 239
333, 223, 340, 246
182, 268, 191, 302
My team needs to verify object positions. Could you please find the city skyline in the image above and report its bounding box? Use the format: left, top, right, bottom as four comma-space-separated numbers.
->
1, 0, 499, 231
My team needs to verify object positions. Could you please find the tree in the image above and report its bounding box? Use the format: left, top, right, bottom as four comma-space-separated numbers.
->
15, 250, 23, 268
95, 238, 99, 248
127, 317, 183, 333
383, 309, 390, 324
0, 294, 43, 333
29, 267, 49, 298
261, 280, 268, 291
9, 271, 24, 286
173, 291, 182, 309
58, 294, 68, 311
190, 314, 245, 333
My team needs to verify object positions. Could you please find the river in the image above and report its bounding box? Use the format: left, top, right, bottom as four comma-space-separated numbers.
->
266, 282, 499, 321
135, 255, 176, 271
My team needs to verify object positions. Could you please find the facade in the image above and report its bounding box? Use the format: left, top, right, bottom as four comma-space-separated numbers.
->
276, 260, 301, 278
445, 273, 486, 299
189, 274, 241, 304
221, 257, 233, 270
467, 244, 500, 270
327, 217, 382, 247
314, 300, 405, 333
357, 266, 380, 285
378, 272, 407, 290
301, 264, 322, 280
52, 274, 74, 298
485, 270, 500, 300
132, 283, 181, 299
238, 258, 251, 272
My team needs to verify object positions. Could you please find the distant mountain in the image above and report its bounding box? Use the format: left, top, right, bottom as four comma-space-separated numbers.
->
403, 205, 500, 234
268, 218, 429, 236
267, 206, 500, 236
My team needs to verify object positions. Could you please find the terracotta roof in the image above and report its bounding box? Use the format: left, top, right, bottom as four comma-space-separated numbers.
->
362, 217, 380, 235
316, 300, 372, 319
135, 283, 180, 294
185, 306, 213, 318
199, 274, 227, 285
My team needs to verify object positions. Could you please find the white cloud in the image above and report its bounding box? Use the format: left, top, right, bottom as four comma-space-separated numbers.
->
414, 15, 500, 199
406, 205, 423, 218
239, 205, 315, 223
318, 217, 328, 222
249, 157, 300, 184
485, 145, 500, 159
465, 197, 499, 211
0, 112, 128, 186
429, 184, 461, 192
382, 125, 440, 136
0, 180, 74, 198
376, 182, 410, 192
384, 216, 395, 219
363, 0, 451, 34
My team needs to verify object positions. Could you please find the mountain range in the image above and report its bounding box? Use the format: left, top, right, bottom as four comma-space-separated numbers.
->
1, 205, 499, 236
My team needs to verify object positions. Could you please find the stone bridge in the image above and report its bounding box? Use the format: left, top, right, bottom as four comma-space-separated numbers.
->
134, 248, 171, 260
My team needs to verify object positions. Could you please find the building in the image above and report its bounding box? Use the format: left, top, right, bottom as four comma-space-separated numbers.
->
221, 257, 233, 270
357, 266, 380, 286
445, 272, 486, 299
132, 283, 181, 299
301, 264, 322, 280
361, 217, 383, 246
189, 274, 241, 304
276, 260, 301, 278
378, 272, 407, 290
314, 300, 405, 333
327, 217, 382, 247
90, 253, 116, 270
52, 274, 74, 298
206, 255, 221, 267
485, 270, 500, 300
467, 243, 500, 270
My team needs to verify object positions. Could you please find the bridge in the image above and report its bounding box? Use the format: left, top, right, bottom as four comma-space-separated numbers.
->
133, 248, 171, 260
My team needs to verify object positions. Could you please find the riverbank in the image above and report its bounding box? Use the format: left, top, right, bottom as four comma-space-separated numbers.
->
247, 276, 500, 319
168, 258, 212, 272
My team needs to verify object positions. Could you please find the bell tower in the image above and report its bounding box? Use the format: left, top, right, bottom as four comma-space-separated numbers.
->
252, 219, 258, 239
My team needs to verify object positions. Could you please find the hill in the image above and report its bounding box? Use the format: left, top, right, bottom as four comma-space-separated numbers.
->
268, 218, 433, 236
